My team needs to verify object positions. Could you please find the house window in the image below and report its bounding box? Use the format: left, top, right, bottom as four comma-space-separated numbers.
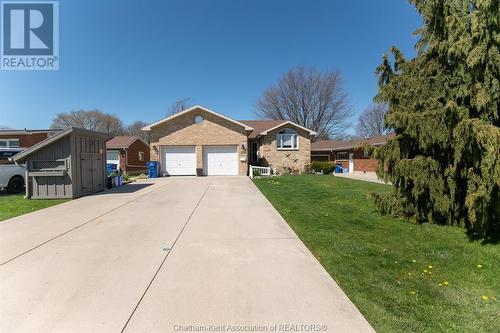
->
0, 139, 20, 148
138, 151, 144, 161
277, 128, 298, 150
336, 152, 348, 160
363, 148, 369, 157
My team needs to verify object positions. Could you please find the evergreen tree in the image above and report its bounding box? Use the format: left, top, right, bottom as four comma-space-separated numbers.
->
373, 0, 499, 239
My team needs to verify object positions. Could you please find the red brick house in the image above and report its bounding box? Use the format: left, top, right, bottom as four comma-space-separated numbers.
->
0, 129, 62, 149
0, 129, 62, 164
106, 136, 150, 174
311, 134, 393, 173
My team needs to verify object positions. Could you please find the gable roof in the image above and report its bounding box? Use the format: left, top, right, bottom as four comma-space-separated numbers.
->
12, 127, 110, 162
106, 136, 149, 149
238, 120, 317, 139
142, 105, 254, 131
311, 134, 394, 151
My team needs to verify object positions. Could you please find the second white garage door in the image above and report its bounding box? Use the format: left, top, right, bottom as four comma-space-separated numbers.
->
203, 146, 238, 176
162, 146, 196, 176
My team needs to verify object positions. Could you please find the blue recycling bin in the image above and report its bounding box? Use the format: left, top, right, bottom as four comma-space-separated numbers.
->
335, 165, 343, 173
146, 161, 159, 178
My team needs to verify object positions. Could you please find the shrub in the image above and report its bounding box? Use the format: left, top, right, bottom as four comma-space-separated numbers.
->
311, 161, 334, 174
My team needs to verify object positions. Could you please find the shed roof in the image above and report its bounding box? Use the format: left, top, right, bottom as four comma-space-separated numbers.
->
12, 127, 110, 162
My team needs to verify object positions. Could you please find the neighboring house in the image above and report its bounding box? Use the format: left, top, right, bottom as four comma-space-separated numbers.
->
106, 136, 150, 174
311, 134, 393, 173
142, 105, 316, 176
0, 129, 62, 149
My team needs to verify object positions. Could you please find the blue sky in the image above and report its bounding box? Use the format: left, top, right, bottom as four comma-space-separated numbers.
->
0, 0, 421, 130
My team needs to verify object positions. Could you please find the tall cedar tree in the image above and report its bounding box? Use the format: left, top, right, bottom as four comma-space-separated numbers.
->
373, 0, 499, 239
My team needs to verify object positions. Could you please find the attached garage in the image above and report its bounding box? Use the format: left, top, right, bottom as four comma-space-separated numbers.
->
161, 146, 196, 176
203, 146, 238, 176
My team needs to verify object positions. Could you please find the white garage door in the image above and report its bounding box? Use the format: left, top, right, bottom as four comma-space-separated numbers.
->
162, 146, 196, 176
106, 150, 120, 169
204, 146, 238, 176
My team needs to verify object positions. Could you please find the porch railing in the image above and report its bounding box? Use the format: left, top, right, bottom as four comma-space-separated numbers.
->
249, 165, 271, 179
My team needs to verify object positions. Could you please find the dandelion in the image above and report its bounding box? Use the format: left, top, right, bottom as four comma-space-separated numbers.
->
423, 269, 428, 273
408, 273, 412, 276
409, 291, 416, 295
477, 264, 483, 268
481, 295, 488, 301
428, 265, 433, 269
439, 283, 443, 286
412, 259, 417, 263
394, 261, 398, 264
428, 271, 432, 275
443, 281, 449, 286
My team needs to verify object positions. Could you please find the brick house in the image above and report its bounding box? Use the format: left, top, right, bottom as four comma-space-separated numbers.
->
0, 129, 62, 164
106, 136, 150, 175
142, 105, 316, 176
0, 129, 62, 148
311, 135, 393, 173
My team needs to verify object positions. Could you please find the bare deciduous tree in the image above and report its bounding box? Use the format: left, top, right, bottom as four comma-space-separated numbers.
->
50, 110, 124, 135
355, 103, 389, 138
125, 120, 149, 141
256, 66, 352, 139
168, 98, 192, 116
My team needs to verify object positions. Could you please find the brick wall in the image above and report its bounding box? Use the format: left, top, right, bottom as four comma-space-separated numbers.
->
353, 159, 378, 172
124, 139, 149, 173
148, 109, 248, 175
260, 126, 311, 173
0, 133, 49, 148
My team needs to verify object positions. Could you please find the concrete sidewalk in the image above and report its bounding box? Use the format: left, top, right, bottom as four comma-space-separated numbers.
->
0, 177, 374, 333
335, 171, 390, 185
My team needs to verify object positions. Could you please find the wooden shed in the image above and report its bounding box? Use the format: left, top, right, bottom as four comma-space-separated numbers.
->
12, 127, 110, 199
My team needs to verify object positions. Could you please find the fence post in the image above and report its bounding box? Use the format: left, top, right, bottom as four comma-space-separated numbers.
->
249, 165, 253, 179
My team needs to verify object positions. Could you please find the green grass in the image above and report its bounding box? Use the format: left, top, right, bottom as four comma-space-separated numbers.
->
254, 175, 499, 333
0, 194, 68, 221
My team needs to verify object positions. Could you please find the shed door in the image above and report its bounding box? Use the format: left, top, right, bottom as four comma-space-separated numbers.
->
203, 146, 238, 176
80, 153, 104, 193
162, 146, 196, 176
80, 153, 93, 194
92, 154, 103, 190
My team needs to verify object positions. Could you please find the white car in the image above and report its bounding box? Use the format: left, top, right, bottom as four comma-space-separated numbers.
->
0, 163, 26, 194
0, 148, 26, 193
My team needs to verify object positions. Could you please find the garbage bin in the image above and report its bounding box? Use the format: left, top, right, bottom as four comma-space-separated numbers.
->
335, 164, 343, 173
147, 161, 159, 178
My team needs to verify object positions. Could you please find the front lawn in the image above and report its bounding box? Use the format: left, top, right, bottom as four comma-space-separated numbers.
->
0, 193, 68, 221
254, 175, 499, 333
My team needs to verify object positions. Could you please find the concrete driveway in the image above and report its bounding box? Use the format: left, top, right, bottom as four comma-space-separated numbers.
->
0, 177, 374, 333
